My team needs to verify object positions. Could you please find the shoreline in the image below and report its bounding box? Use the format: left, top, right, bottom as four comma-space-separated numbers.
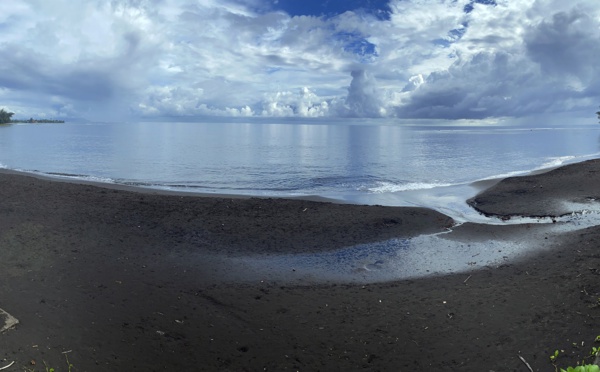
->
0, 161, 599, 370
0, 167, 350, 205
469, 158, 600, 218
0, 154, 583, 221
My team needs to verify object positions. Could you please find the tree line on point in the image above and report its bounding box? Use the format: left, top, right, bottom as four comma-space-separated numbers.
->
0, 109, 14, 124
0, 108, 64, 124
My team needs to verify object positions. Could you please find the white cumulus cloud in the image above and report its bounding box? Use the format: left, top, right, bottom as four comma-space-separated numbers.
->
0, 0, 598, 120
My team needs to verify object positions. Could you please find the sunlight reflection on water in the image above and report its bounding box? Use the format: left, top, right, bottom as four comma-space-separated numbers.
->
213, 206, 600, 284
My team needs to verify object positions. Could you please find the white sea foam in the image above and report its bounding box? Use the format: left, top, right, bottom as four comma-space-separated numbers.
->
537, 152, 600, 172
40, 171, 116, 184
477, 152, 600, 184
366, 181, 453, 194
80, 175, 116, 184
539, 155, 576, 169
479, 170, 529, 182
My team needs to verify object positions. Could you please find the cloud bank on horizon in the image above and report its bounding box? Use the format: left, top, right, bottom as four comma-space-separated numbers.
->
1, 0, 599, 121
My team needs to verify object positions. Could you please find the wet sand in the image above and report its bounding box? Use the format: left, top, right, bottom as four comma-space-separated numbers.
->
469, 158, 600, 217
0, 162, 599, 371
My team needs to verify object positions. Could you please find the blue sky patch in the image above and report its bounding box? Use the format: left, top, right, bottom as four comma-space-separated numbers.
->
270, 0, 391, 20
265, 67, 282, 74
335, 31, 378, 63
464, 0, 497, 14
433, 22, 468, 48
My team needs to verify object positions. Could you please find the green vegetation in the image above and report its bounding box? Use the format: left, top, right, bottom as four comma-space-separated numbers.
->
43, 354, 74, 372
0, 108, 64, 124
0, 108, 14, 124
550, 335, 600, 372
22, 353, 73, 372
561, 366, 600, 372
11, 118, 65, 123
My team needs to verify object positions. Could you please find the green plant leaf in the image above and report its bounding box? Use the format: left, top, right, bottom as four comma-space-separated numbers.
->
562, 365, 600, 372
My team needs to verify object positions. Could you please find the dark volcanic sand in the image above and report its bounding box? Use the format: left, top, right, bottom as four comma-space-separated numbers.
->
0, 165, 599, 371
468, 158, 600, 218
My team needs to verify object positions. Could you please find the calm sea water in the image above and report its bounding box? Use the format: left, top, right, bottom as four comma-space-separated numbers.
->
1, 119, 599, 220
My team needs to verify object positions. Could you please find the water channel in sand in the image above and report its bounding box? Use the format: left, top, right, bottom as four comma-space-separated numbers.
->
200, 184, 600, 284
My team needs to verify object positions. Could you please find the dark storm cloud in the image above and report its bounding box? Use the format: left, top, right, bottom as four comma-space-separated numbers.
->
0, 45, 114, 101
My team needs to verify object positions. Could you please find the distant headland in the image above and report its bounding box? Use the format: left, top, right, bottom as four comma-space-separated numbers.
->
10, 118, 65, 124
0, 108, 64, 124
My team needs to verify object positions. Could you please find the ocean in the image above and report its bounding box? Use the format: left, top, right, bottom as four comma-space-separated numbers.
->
1, 118, 599, 222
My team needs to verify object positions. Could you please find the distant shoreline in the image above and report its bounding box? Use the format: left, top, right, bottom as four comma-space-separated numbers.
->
10, 119, 65, 123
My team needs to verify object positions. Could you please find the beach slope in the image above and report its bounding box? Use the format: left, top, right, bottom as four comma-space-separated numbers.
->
0, 165, 599, 371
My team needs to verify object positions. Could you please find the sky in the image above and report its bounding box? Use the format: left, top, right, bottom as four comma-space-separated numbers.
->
0, 0, 599, 121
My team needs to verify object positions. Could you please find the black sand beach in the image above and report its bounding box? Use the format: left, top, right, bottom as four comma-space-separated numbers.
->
1, 161, 600, 371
